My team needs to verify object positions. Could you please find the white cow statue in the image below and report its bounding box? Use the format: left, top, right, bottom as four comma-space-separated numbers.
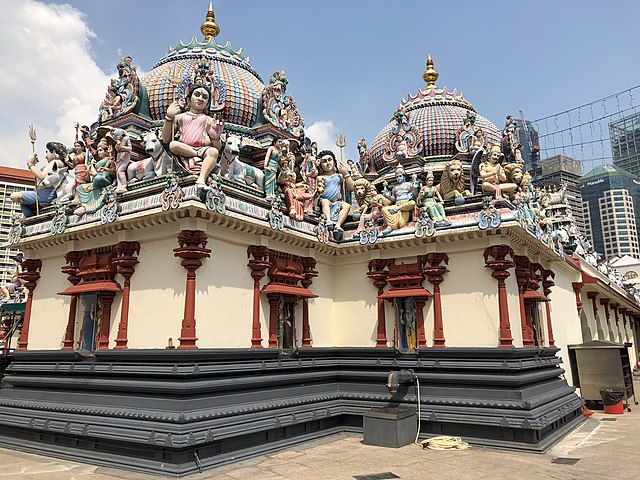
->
126, 131, 172, 183
219, 134, 265, 190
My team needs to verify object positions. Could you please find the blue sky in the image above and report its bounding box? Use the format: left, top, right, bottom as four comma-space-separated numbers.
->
1, 0, 639, 167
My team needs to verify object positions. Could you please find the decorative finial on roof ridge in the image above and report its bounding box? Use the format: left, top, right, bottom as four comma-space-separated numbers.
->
422, 54, 439, 88
201, 2, 220, 42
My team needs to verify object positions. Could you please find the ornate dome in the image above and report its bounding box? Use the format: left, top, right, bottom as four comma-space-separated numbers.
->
142, 4, 264, 128
369, 56, 501, 170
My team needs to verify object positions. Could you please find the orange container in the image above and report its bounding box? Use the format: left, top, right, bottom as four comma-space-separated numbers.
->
603, 400, 624, 414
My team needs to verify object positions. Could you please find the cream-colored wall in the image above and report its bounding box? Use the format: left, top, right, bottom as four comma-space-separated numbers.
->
26, 244, 69, 350
546, 264, 582, 385
331, 253, 377, 347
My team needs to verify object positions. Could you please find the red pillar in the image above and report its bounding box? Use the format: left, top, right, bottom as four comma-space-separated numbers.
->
267, 293, 279, 348
173, 231, 211, 349
112, 242, 140, 350
367, 259, 390, 348
97, 291, 116, 349
424, 253, 449, 348
61, 251, 82, 350
414, 297, 427, 348
17, 259, 42, 351
572, 282, 583, 315
483, 246, 514, 348
514, 256, 534, 347
247, 246, 270, 348
541, 269, 556, 347
301, 298, 311, 347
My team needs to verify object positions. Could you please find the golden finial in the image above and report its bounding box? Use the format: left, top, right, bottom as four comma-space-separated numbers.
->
422, 54, 439, 88
201, 2, 220, 42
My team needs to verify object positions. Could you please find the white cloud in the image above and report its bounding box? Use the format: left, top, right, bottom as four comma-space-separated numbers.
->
0, 0, 111, 167
306, 120, 359, 166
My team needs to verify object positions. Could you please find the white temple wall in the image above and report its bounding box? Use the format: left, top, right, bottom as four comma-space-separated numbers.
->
26, 244, 68, 350
308, 256, 336, 347
441, 248, 503, 347
125, 229, 187, 349
331, 253, 377, 347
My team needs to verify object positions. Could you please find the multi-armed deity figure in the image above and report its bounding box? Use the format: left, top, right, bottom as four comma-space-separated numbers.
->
162, 83, 224, 190
381, 165, 419, 235
315, 150, 354, 241
11, 142, 72, 217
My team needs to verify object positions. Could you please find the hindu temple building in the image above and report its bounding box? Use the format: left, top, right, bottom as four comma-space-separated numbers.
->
0, 4, 638, 477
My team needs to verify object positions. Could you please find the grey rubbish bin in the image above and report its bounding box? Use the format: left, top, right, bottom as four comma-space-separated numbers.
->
363, 407, 417, 448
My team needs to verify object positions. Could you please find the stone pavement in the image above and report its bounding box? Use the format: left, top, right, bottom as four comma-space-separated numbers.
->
1, 391, 639, 480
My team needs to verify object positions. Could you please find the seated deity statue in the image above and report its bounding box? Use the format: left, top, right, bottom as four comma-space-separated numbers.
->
74, 137, 116, 217
162, 84, 224, 190
315, 150, 354, 241
416, 172, 451, 227
278, 167, 314, 221
10, 141, 72, 218
480, 145, 518, 199
381, 165, 419, 235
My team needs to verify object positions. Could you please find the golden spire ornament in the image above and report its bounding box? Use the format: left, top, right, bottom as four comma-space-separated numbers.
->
422, 54, 439, 88
201, 2, 220, 42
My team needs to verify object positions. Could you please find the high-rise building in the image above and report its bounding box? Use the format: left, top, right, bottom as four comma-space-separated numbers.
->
512, 116, 541, 177
580, 164, 640, 259
0, 166, 33, 284
610, 111, 640, 177
536, 154, 584, 235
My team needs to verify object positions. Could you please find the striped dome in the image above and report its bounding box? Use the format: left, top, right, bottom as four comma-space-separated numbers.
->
369, 85, 501, 170
142, 38, 264, 128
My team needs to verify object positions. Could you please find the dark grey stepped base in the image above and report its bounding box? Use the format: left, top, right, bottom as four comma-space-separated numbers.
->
0, 347, 584, 477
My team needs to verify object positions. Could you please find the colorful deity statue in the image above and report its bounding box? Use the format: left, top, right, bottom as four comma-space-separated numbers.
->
382, 109, 422, 163
357, 138, 372, 173
395, 297, 417, 352
381, 165, 419, 235
316, 150, 354, 241
111, 128, 133, 193
300, 140, 319, 212
417, 172, 451, 227
353, 178, 388, 235
263, 139, 287, 200
74, 137, 116, 217
162, 83, 224, 190
10, 141, 74, 217
278, 167, 314, 221
501, 115, 519, 163
262, 71, 304, 137
480, 145, 518, 199
98, 56, 150, 123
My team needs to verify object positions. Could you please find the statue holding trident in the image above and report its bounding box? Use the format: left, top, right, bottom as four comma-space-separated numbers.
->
335, 132, 349, 203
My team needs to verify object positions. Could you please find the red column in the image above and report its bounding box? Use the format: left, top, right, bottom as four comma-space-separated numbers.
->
414, 297, 427, 348
17, 259, 42, 351
247, 246, 270, 348
301, 258, 318, 348
572, 282, 583, 315
173, 231, 211, 349
483, 246, 514, 348
112, 242, 140, 350
267, 293, 280, 348
367, 259, 390, 348
424, 253, 449, 348
301, 298, 311, 347
97, 291, 116, 349
514, 256, 534, 347
61, 251, 82, 350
